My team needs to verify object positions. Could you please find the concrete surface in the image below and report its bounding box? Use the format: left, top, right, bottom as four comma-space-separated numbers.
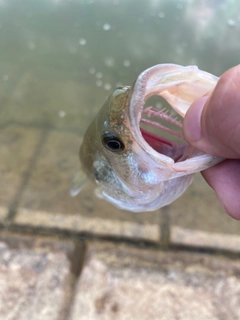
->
1, 104, 240, 320
0, 233, 77, 320
69, 242, 240, 320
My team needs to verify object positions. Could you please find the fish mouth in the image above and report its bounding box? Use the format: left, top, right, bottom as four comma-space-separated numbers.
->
127, 63, 218, 165
139, 105, 189, 162
127, 64, 202, 165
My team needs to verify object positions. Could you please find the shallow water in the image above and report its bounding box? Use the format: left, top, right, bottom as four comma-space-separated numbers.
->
1, 0, 240, 234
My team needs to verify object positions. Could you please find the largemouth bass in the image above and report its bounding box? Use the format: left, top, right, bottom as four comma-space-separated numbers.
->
71, 64, 222, 212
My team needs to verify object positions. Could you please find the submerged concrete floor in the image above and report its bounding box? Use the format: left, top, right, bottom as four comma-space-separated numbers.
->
1, 104, 240, 319
1, 46, 240, 319
1, 232, 240, 320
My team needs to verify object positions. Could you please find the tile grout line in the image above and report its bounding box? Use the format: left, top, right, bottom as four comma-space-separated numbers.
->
6, 129, 50, 223
62, 241, 88, 320
1, 119, 83, 135
159, 206, 171, 249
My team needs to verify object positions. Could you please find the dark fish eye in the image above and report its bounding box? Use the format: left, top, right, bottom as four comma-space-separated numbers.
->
102, 132, 125, 152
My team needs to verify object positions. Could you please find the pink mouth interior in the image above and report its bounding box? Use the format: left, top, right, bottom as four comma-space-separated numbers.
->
140, 106, 187, 162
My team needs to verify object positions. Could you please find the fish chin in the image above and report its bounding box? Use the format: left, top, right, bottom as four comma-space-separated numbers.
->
93, 157, 165, 211
99, 173, 193, 212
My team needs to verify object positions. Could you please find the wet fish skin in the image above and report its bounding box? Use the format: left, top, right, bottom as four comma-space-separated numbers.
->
72, 64, 223, 212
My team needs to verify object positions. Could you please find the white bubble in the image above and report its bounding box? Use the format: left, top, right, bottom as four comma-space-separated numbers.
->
123, 59, 130, 67
104, 83, 112, 91
102, 23, 111, 31
27, 41, 36, 50
3, 74, 9, 81
58, 110, 66, 118
96, 80, 103, 87
79, 38, 86, 45
89, 67, 96, 74
155, 102, 162, 109
227, 19, 235, 27
96, 72, 103, 79
104, 57, 115, 67
158, 12, 165, 19
176, 45, 183, 55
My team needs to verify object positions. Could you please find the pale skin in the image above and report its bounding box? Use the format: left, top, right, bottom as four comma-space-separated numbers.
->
183, 65, 240, 220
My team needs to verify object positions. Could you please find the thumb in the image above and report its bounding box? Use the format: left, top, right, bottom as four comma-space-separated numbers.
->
183, 65, 240, 158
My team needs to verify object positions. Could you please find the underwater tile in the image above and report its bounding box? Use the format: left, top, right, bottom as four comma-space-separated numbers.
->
168, 173, 240, 235
0, 71, 100, 132
69, 242, 240, 320
17, 130, 160, 233
171, 226, 240, 253
0, 236, 72, 320
0, 207, 8, 223
14, 208, 159, 243
0, 125, 41, 210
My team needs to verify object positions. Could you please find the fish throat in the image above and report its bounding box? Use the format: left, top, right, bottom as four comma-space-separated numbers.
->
139, 104, 189, 162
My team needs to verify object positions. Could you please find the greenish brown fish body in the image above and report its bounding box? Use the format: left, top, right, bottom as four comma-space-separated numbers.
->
71, 64, 222, 212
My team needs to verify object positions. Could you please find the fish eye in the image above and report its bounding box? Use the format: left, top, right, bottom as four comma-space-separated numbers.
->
102, 132, 125, 152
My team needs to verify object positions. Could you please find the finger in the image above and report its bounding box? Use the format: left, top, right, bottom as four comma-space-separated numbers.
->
183, 65, 240, 158
202, 159, 240, 219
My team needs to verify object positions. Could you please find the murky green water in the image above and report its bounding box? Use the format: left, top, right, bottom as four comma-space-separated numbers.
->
1, 0, 240, 234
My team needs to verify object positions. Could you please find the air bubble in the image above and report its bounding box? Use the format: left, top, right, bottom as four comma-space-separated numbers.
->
27, 41, 36, 50
96, 72, 103, 79
104, 57, 114, 67
96, 80, 103, 87
123, 59, 130, 67
3, 74, 9, 81
102, 23, 111, 31
158, 12, 165, 18
58, 110, 66, 118
155, 102, 163, 109
104, 83, 112, 91
89, 67, 96, 74
79, 38, 86, 45
227, 19, 235, 27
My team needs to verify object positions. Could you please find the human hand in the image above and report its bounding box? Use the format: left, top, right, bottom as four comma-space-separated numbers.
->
183, 65, 240, 219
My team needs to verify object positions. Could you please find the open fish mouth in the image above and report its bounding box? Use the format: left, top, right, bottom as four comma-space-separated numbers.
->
127, 64, 219, 167
139, 104, 188, 162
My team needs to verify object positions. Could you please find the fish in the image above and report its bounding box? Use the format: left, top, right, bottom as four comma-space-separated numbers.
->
71, 64, 223, 212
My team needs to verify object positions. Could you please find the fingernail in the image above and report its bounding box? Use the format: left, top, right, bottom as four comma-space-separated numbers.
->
183, 96, 209, 142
